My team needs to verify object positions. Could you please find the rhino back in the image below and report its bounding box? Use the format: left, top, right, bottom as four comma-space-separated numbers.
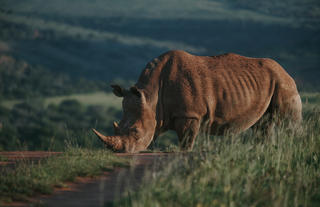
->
159, 51, 280, 132
136, 50, 298, 134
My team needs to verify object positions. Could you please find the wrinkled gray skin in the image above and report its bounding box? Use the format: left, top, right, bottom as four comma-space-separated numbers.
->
93, 50, 302, 153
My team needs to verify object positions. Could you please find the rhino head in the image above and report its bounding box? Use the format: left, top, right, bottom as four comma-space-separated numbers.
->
92, 85, 156, 153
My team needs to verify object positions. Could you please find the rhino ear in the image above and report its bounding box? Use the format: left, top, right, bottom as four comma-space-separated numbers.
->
130, 86, 141, 98
111, 84, 125, 97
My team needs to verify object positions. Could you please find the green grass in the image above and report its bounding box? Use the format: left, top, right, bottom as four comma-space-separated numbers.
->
42, 92, 122, 109
0, 100, 19, 109
116, 95, 320, 207
1, 91, 122, 110
0, 147, 129, 203
301, 92, 320, 108
0, 155, 8, 162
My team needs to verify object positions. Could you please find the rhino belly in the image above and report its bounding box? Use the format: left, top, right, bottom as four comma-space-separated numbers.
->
209, 90, 273, 135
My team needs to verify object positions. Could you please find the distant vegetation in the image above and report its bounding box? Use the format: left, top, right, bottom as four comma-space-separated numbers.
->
0, 99, 121, 151
0, 55, 106, 99
0, 54, 124, 151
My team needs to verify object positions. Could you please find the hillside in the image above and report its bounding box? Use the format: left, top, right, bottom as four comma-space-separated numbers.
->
0, 55, 106, 99
0, 0, 319, 90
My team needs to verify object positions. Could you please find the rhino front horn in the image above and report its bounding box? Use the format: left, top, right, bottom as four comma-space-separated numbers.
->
92, 128, 123, 151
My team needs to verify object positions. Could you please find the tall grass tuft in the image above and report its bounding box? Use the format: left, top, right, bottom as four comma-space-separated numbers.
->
117, 107, 320, 207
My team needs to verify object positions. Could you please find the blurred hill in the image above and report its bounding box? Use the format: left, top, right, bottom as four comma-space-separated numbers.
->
0, 55, 106, 99
0, 0, 319, 90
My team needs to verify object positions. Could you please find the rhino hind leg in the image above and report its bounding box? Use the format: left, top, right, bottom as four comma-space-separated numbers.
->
174, 118, 200, 151
280, 94, 302, 124
252, 92, 302, 136
251, 111, 276, 137
268, 87, 302, 126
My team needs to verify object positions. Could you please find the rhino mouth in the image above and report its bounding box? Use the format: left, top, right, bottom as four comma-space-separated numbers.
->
92, 129, 124, 152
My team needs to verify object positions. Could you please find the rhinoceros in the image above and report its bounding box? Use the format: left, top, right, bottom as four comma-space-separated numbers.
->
93, 50, 302, 153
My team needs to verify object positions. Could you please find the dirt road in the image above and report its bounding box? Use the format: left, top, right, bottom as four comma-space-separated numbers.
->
0, 152, 175, 207
42, 153, 172, 207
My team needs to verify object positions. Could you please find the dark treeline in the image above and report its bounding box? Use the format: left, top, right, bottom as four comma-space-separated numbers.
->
0, 99, 121, 151
0, 56, 107, 100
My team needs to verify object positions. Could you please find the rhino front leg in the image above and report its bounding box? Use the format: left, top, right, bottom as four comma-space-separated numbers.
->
174, 118, 200, 151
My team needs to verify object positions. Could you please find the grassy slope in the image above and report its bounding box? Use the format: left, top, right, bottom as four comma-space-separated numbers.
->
0, 0, 319, 87
0, 55, 106, 100
0, 147, 128, 203
42, 92, 122, 109
116, 95, 320, 207
1, 91, 122, 110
